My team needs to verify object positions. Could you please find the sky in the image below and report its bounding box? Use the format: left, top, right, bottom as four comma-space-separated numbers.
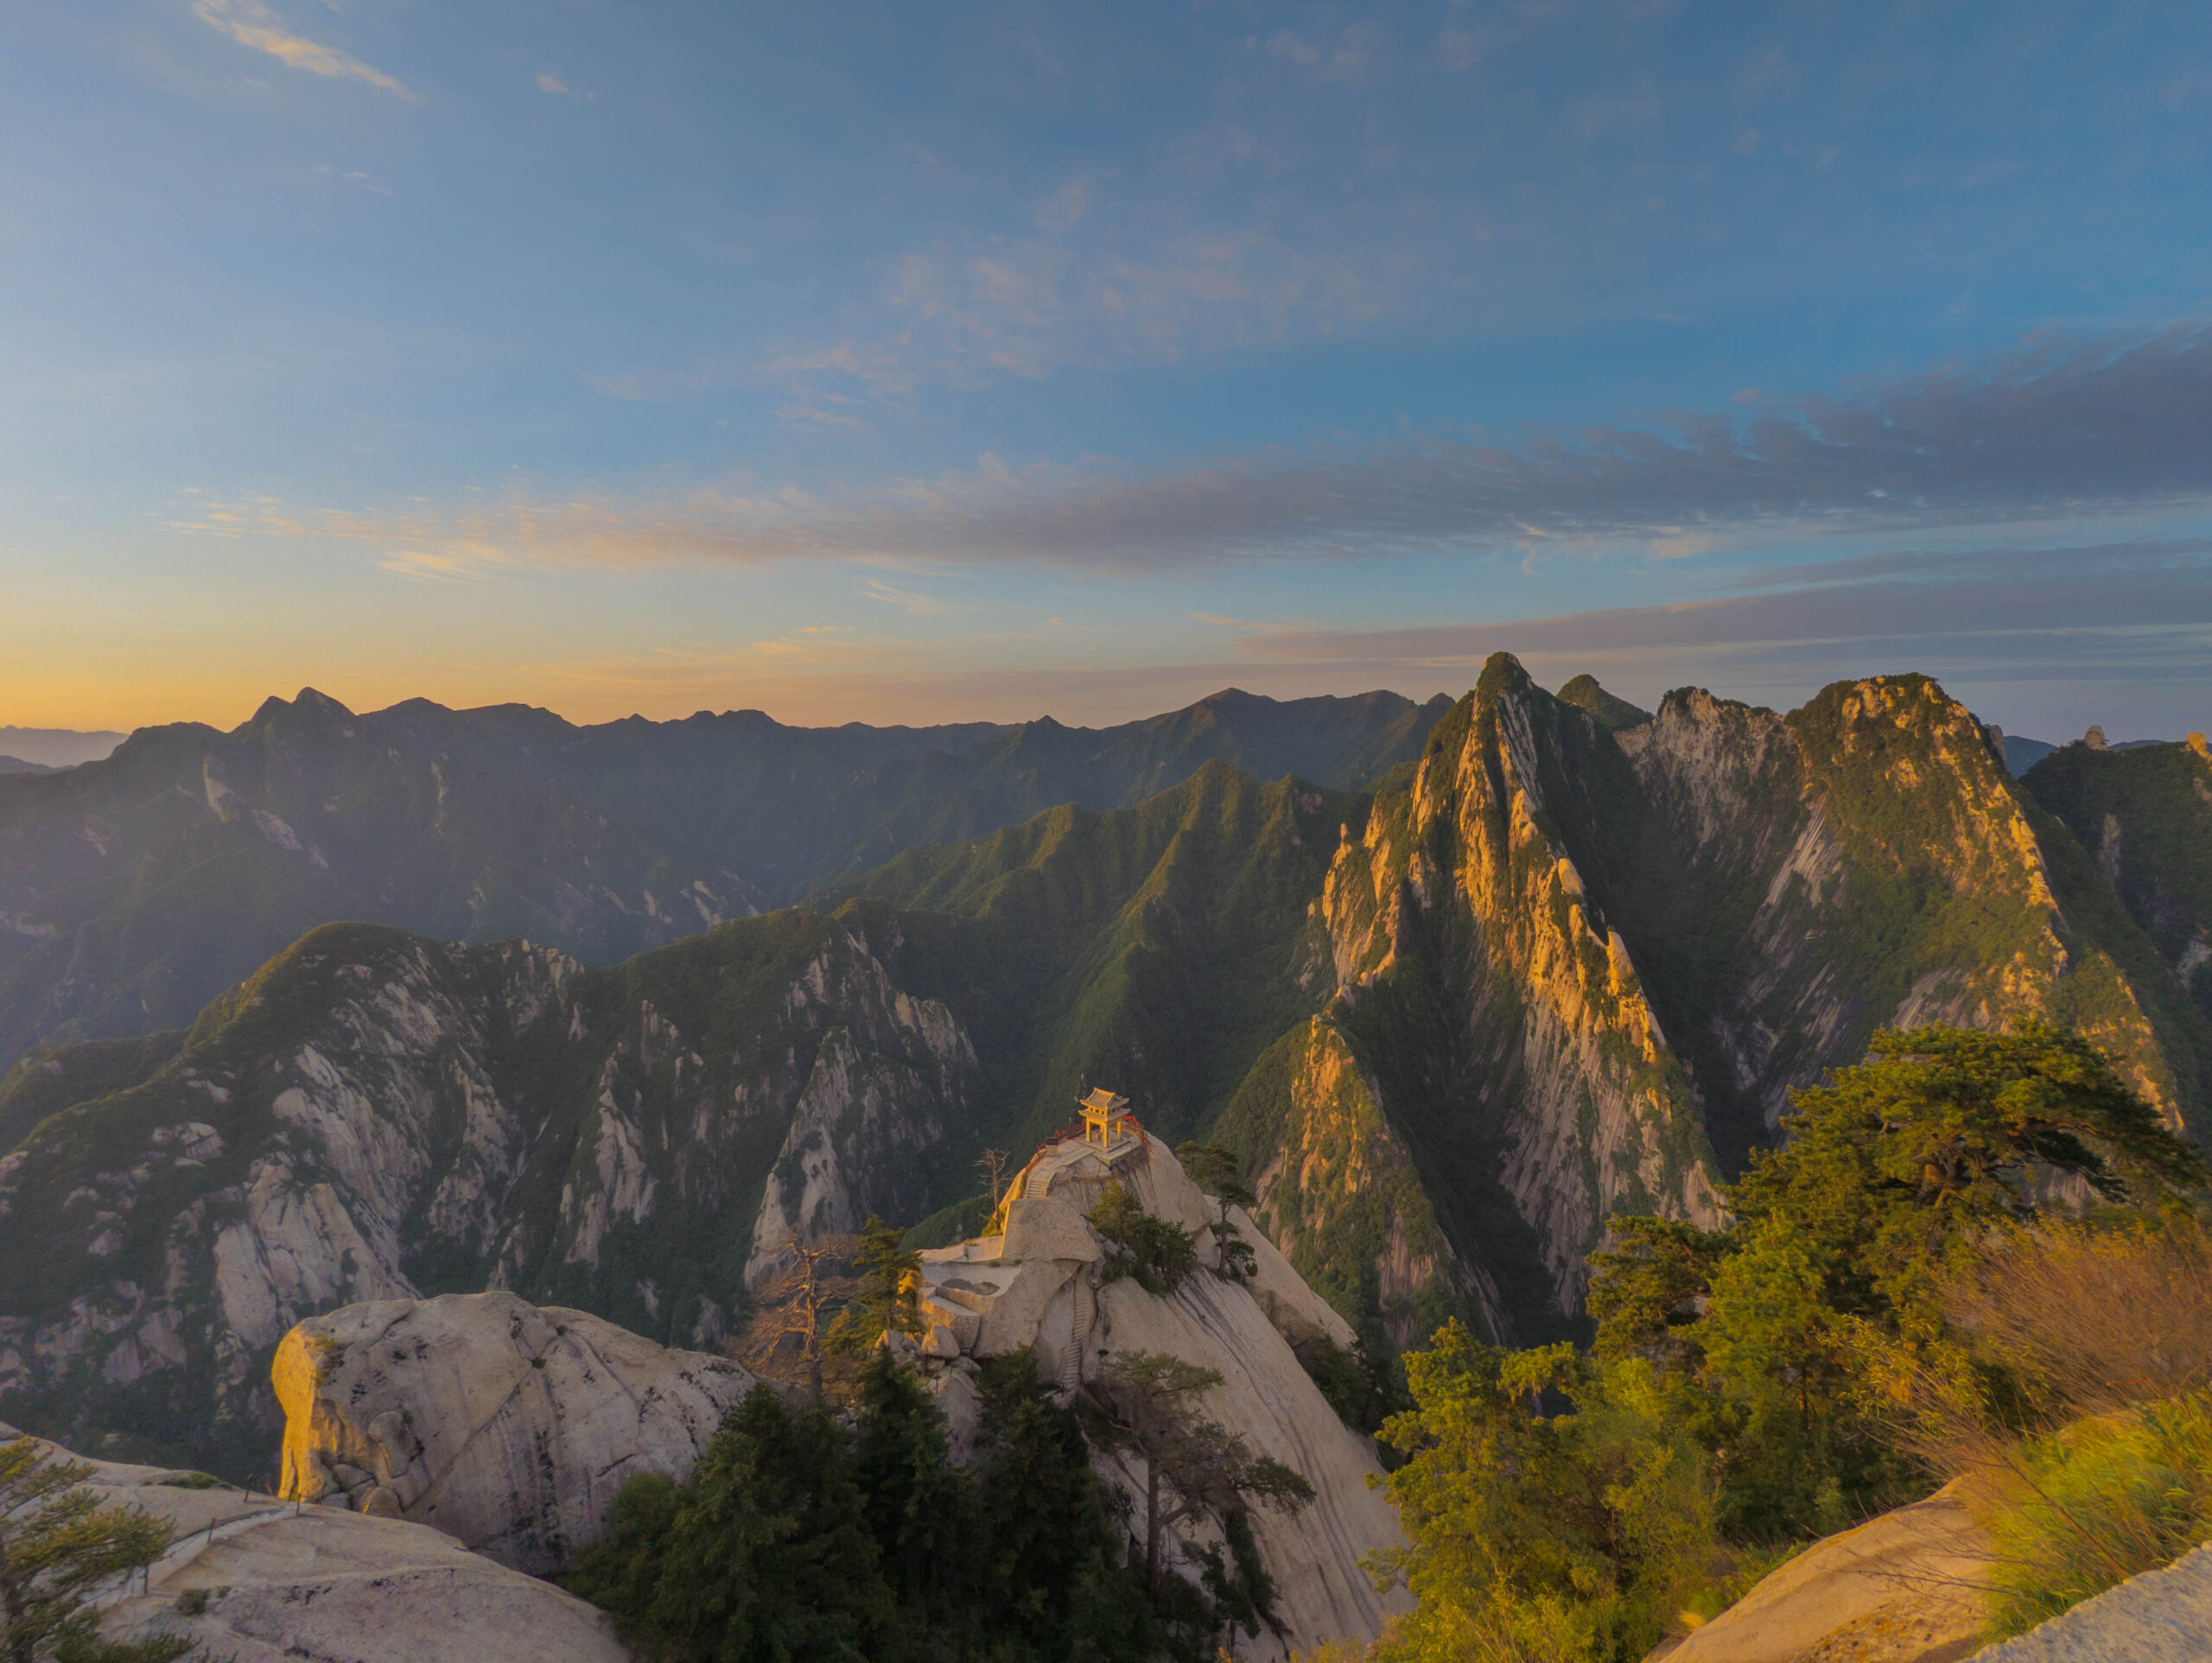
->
4, 1, 2210, 741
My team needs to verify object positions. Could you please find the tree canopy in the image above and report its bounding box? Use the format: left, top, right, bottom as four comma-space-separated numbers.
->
1, 1435, 198, 1663
1375, 1022, 2212, 1660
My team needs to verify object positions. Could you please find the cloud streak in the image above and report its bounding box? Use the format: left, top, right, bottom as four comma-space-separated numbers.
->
1224, 541, 2212, 667
192, 0, 419, 102
200, 325, 2212, 576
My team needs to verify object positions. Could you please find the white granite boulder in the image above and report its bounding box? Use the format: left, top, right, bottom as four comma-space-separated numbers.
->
274, 1289, 757, 1573
1001, 1194, 1103, 1263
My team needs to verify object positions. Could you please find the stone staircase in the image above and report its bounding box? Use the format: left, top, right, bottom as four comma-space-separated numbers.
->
1061, 1275, 1094, 1395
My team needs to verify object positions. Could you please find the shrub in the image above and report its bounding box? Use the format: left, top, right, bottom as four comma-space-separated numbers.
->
1088, 1184, 1200, 1297
1977, 1394, 2212, 1638
1370, 1324, 1730, 1663
1942, 1213, 2212, 1419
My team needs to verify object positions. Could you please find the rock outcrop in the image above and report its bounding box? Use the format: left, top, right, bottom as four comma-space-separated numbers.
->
917, 1132, 1407, 1660
1656, 1476, 1991, 1663
273, 1290, 757, 1573
1971, 1541, 2212, 1661
1226, 659, 2209, 1342
1654, 1480, 2212, 1663
254, 1135, 1404, 1657
0, 1422, 628, 1663
0, 911, 976, 1477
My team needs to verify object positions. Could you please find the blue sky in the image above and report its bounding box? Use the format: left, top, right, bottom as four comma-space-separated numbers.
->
4, 1, 2209, 737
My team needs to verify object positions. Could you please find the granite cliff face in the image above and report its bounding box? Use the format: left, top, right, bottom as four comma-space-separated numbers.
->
816, 1133, 1407, 1660
1219, 658, 2208, 1340
273, 1291, 757, 1572
0, 910, 980, 1476
1276, 654, 1726, 1326
2020, 732, 2212, 1026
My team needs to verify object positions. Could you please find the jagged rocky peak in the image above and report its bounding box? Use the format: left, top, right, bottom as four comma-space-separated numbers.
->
1315, 654, 1726, 1317
1555, 671, 1655, 733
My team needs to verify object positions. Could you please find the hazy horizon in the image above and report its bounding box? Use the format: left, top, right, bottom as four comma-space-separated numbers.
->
2, 663, 2191, 759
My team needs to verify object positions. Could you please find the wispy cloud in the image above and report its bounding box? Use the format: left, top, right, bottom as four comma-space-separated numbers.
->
190, 0, 419, 103
377, 545, 527, 585
861, 578, 963, 615
537, 71, 594, 102
162, 327, 2212, 579
1224, 541, 2212, 668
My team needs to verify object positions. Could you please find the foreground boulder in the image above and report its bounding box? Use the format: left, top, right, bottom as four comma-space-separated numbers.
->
0, 1424, 627, 1663
1657, 1481, 2212, 1663
275, 1289, 755, 1573
918, 1131, 1407, 1659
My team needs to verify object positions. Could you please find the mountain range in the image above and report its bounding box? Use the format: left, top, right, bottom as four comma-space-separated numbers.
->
0, 659, 2205, 1480
0, 684, 1446, 1072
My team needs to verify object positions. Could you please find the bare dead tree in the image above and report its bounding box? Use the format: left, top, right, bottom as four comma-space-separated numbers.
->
976, 1147, 1012, 1209
739, 1235, 857, 1398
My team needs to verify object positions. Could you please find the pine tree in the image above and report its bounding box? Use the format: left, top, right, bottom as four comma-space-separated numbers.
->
1087, 1353, 1313, 1604
0, 1435, 198, 1663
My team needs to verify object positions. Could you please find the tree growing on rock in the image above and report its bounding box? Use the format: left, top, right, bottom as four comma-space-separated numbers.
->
1086, 1352, 1314, 1629
1175, 1143, 1259, 1283
1173, 1142, 1256, 1211
1088, 1185, 1200, 1295
0, 1434, 199, 1663
976, 1148, 1012, 1209
568, 1360, 1160, 1661
1587, 1019, 2212, 1537
825, 1217, 923, 1356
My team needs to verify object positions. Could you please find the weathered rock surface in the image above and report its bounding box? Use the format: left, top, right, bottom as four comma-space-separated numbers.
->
0, 911, 975, 1476
922, 1133, 1403, 1660
1656, 1477, 1991, 1663
274, 1289, 756, 1573
0, 1422, 627, 1663
1224, 658, 2209, 1345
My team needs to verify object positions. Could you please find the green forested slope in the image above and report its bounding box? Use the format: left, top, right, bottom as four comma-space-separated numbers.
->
2024, 734, 2212, 1022
0, 685, 1445, 1071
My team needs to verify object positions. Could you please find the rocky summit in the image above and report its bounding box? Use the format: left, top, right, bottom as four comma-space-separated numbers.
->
266, 1134, 1408, 1660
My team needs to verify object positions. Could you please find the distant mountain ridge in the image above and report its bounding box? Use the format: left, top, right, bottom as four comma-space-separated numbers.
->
0, 685, 1447, 1071
0, 727, 126, 770
2, 663, 2204, 1482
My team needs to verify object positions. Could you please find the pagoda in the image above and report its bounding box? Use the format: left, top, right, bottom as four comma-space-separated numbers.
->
1077, 1086, 1135, 1150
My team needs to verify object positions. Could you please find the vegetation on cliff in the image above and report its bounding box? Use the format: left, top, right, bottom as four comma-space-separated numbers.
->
566, 1348, 1300, 1661
1351, 1022, 2212, 1662
0, 1434, 199, 1663
2024, 733, 2212, 1023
